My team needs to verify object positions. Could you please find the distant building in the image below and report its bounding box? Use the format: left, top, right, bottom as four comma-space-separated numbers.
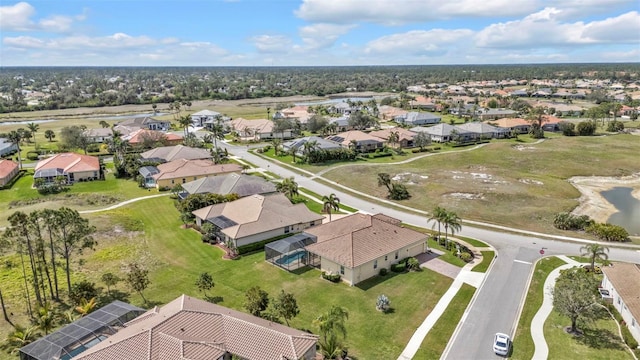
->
34, 153, 101, 185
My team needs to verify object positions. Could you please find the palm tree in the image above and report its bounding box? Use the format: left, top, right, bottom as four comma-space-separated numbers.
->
428, 206, 447, 240
275, 177, 299, 201
5, 130, 23, 169
75, 297, 97, 317
35, 303, 57, 335
314, 306, 349, 359
271, 138, 282, 156
388, 130, 400, 148
442, 210, 462, 245
2, 325, 39, 355
580, 244, 609, 271
208, 116, 225, 163
44, 129, 55, 142
26, 123, 39, 148
99, 120, 110, 128
301, 140, 319, 162
322, 193, 340, 222
178, 115, 192, 137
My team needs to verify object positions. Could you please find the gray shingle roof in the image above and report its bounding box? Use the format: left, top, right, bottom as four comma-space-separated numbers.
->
181, 173, 276, 197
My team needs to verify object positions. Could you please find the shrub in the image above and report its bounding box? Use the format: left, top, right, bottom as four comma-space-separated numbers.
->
376, 294, 390, 312
586, 223, 630, 242
69, 280, 99, 306
26, 151, 40, 161
621, 322, 639, 348
86, 143, 101, 153
391, 262, 407, 273
577, 120, 597, 136
321, 272, 341, 283
606, 120, 624, 132
460, 252, 473, 262
379, 268, 388, 276
406, 257, 421, 271
553, 212, 594, 231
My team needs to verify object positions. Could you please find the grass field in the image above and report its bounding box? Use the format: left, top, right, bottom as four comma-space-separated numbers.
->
0, 196, 452, 359
321, 134, 640, 235
471, 251, 495, 273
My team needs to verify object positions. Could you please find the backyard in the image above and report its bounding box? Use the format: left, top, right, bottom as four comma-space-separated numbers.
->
0, 196, 453, 359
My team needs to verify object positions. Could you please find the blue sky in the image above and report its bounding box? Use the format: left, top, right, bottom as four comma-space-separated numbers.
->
1, 0, 639, 66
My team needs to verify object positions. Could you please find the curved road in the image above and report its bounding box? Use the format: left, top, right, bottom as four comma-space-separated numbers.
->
221, 141, 640, 359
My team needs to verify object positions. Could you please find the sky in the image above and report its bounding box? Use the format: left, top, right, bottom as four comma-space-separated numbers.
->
1, 0, 639, 67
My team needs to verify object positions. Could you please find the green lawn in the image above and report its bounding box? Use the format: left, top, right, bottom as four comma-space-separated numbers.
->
414, 283, 476, 359
471, 251, 495, 273
0, 196, 453, 359
512, 256, 567, 359
427, 239, 466, 267
298, 187, 359, 213
456, 236, 489, 248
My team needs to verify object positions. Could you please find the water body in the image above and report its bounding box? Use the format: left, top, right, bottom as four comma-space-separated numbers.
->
601, 187, 640, 235
0, 119, 57, 126
0, 112, 168, 126
295, 97, 375, 106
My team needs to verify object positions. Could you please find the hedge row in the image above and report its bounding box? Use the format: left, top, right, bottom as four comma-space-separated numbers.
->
322, 272, 341, 283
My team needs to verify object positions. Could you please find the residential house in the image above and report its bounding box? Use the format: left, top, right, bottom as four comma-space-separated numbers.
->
304, 213, 428, 285
326, 130, 384, 152
509, 89, 529, 97
282, 136, 342, 156
485, 118, 532, 134
231, 118, 294, 141
476, 108, 518, 121
456, 122, 510, 139
83, 128, 113, 143
0, 159, 19, 187
148, 159, 242, 189
410, 123, 478, 143
180, 173, 277, 199
369, 127, 417, 148
140, 144, 211, 163
328, 116, 352, 132
329, 101, 357, 116
411, 95, 438, 111
192, 193, 324, 248
378, 105, 408, 121
273, 105, 312, 127
123, 129, 183, 148
395, 111, 442, 126
601, 262, 640, 344
34, 153, 101, 185
0, 138, 18, 157
540, 115, 563, 132
190, 109, 222, 127
74, 295, 318, 360
116, 116, 170, 131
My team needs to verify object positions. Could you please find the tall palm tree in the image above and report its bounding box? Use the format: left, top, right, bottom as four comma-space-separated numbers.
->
5, 130, 23, 169
302, 140, 319, 161
44, 129, 55, 142
35, 303, 57, 335
271, 138, 282, 156
313, 306, 349, 359
26, 123, 39, 148
208, 116, 225, 163
388, 130, 400, 148
428, 206, 447, 239
177, 115, 192, 137
275, 177, 299, 201
442, 210, 462, 244
322, 193, 340, 222
580, 243, 609, 271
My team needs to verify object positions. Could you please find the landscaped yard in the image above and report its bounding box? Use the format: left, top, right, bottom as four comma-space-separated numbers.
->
320, 134, 640, 235
0, 196, 453, 359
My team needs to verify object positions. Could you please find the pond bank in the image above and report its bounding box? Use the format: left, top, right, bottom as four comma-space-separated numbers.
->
569, 173, 640, 224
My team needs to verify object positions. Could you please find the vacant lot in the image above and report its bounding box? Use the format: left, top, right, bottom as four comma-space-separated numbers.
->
0, 196, 450, 359
322, 134, 640, 235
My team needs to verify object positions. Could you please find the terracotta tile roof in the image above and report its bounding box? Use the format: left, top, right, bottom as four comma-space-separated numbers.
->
484, 117, 530, 128
123, 129, 183, 145
231, 118, 274, 134
35, 153, 99, 173
140, 145, 212, 162
0, 159, 18, 179
602, 262, 640, 323
153, 159, 242, 181
192, 193, 323, 239
304, 213, 427, 268
327, 130, 383, 146
75, 295, 317, 360
378, 105, 408, 119
369, 127, 416, 142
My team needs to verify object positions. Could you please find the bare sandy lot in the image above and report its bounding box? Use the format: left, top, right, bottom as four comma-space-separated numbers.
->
569, 173, 640, 223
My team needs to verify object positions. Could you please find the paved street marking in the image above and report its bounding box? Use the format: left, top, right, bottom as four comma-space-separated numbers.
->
513, 259, 533, 265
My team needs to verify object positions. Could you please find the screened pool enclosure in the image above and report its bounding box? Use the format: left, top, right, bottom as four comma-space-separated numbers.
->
265, 233, 319, 271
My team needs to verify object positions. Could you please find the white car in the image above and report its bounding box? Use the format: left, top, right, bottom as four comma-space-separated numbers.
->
493, 333, 511, 356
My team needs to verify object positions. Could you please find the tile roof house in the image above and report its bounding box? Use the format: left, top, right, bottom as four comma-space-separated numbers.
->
0, 159, 19, 187
394, 111, 442, 126
83, 127, 114, 143
274, 105, 312, 125
369, 127, 417, 148
34, 153, 101, 185
140, 145, 212, 163
180, 173, 277, 199
484, 118, 531, 134
150, 159, 242, 189
74, 295, 318, 360
123, 129, 183, 147
0, 137, 18, 157
304, 213, 427, 285
231, 118, 294, 141
190, 109, 222, 127
116, 116, 170, 131
601, 262, 640, 344
455, 122, 510, 139
476, 108, 518, 121
411, 95, 438, 111
326, 130, 384, 153
378, 105, 408, 121
410, 123, 478, 143
282, 136, 342, 156
192, 193, 323, 248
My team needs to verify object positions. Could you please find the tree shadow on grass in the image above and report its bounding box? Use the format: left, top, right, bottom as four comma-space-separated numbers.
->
355, 272, 400, 291
290, 266, 313, 275
204, 295, 224, 304
574, 327, 625, 351
98, 290, 130, 304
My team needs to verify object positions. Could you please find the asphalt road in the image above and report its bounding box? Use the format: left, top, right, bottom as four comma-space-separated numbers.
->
219, 141, 640, 359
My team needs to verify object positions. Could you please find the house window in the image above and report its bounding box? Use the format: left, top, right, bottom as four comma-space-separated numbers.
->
284, 226, 290, 234
182, 178, 186, 184
384, 255, 388, 261
193, 177, 197, 181
373, 260, 378, 269
395, 252, 398, 260
310, 221, 315, 226
618, 297, 621, 305
340, 266, 344, 275
171, 180, 175, 184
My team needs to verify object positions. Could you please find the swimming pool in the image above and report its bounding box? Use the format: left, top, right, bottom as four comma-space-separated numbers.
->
276, 251, 306, 266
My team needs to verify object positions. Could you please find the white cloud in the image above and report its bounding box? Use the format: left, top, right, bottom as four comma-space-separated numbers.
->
364, 29, 474, 56
4, 33, 157, 50
299, 23, 355, 49
295, 0, 538, 25
0, 2, 36, 31
475, 9, 640, 48
548, 0, 635, 19
249, 34, 292, 53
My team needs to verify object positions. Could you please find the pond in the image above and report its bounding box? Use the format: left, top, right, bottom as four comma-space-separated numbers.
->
601, 187, 640, 235
295, 97, 377, 106
0, 119, 57, 126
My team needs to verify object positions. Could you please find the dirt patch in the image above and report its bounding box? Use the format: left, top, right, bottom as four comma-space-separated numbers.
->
512, 144, 537, 151
569, 173, 640, 223
446, 192, 486, 200
519, 178, 544, 186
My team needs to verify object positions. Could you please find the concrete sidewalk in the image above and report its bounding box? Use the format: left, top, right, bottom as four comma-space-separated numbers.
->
397, 262, 485, 360
531, 256, 581, 360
